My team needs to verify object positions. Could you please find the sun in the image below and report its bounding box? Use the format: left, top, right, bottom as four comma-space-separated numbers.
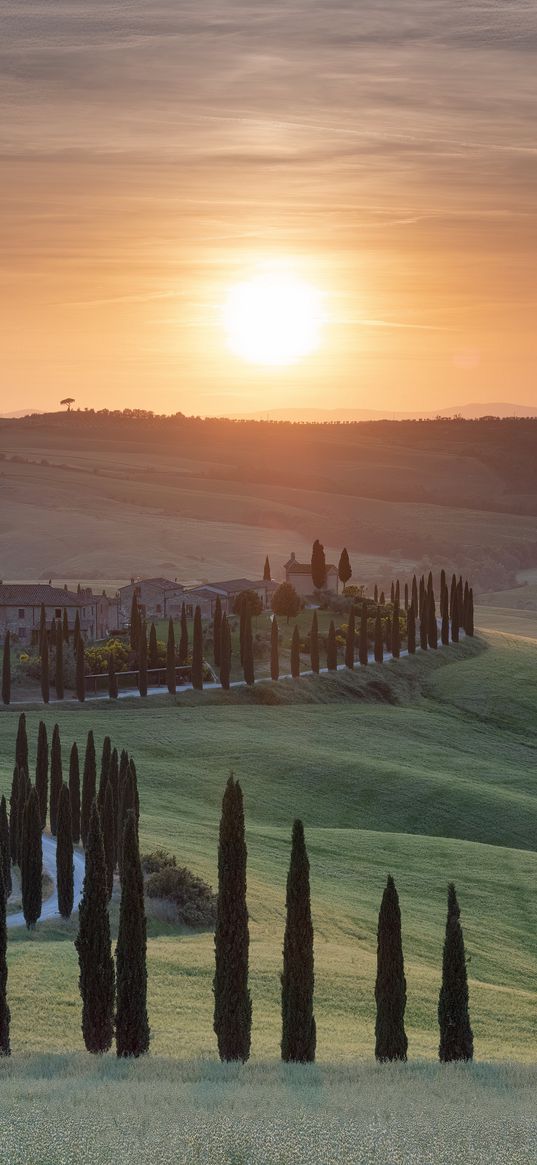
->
223, 271, 325, 366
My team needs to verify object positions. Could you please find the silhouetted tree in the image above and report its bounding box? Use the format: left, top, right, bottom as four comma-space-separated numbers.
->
374, 609, 383, 663
359, 602, 369, 666
129, 592, 140, 652
466, 588, 474, 636
271, 616, 279, 681
191, 606, 203, 690
213, 597, 222, 669
407, 604, 416, 654
438, 883, 473, 1062
441, 589, 450, 646
219, 613, 231, 690
271, 581, 300, 623
55, 623, 64, 699
327, 620, 338, 670
0, 860, 10, 1055
75, 801, 115, 1052
69, 742, 81, 845
310, 610, 320, 674
420, 592, 428, 651
56, 784, 74, 919
73, 610, 82, 657
138, 623, 147, 696
1, 632, 10, 706
81, 730, 97, 848
41, 632, 50, 704
62, 607, 69, 643
21, 788, 42, 929
166, 617, 176, 694
17, 767, 31, 870
100, 737, 111, 803
263, 556, 271, 581
375, 874, 407, 1062
451, 589, 460, 643
311, 539, 327, 591
390, 582, 395, 605
116, 811, 149, 1057
404, 582, 409, 611
50, 724, 62, 837
411, 575, 418, 616
242, 611, 255, 686
102, 781, 115, 900
117, 762, 138, 881
338, 548, 352, 588
0, 797, 11, 899
384, 614, 392, 654
392, 603, 401, 659
213, 775, 251, 1062
345, 609, 355, 669
9, 768, 19, 866
290, 626, 300, 679
281, 819, 316, 1063
428, 591, 438, 649
39, 602, 47, 656
374, 583, 378, 603
148, 622, 158, 670
178, 602, 188, 665
76, 638, 85, 702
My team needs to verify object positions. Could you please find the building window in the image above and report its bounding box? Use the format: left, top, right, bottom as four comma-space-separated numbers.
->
55, 608, 61, 619
18, 609, 25, 619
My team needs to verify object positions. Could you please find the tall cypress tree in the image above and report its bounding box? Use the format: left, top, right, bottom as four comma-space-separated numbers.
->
411, 575, 418, 617
56, 784, 74, 919
451, 589, 460, 643
166, 617, 176, 694
62, 607, 69, 643
36, 720, 49, 831
138, 622, 148, 697
129, 592, 140, 652
49, 616, 57, 652
69, 742, 81, 845
419, 592, 429, 651
441, 589, 450, 646
374, 608, 383, 664
395, 579, 400, 607
213, 775, 251, 1062
239, 607, 246, 667
327, 620, 338, 670
310, 610, 320, 674
392, 602, 401, 659
345, 609, 355, 669
263, 555, 271, 581
438, 883, 473, 1062
466, 588, 474, 636
418, 576, 425, 619
290, 626, 300, 679
21, 787, 42, 929
178, 602, 188, 665
0, 797, 12, 899
108, 651, 118, 699
148, 622, 158, 670
55, 623, 64, 699
41, 631, 50, 704
428, 591, 438, 649
375, 874, 407, 1062
213, 597, 222, 669
102, 781, 115, 900
219, 613, 231, 690
73, 610, 82, 657
39, 602, 47, 656
449, 573, 457, 620
1, 632, 10, 706
404, 582, 409, 611
0, 861, 10, 1056
9, 767, 19, 866
359, 601, 369, 666
338, 547, 352, 588
384, 614, 392, 655
75, 801, 115, 1053
374, 584, 378, 604
242, 611, 255, 686
311, 539, 327, 591
81, 730, 96, 848
100, 736, 111, 800
116, 810, 150, 1057
117, 762, 139, 881
108, 749, 119, 823
50, 724, 62, 837
407, 604, 416, 654
281, 819, 316, 1063
390, 581, 395, 605
76, 638, 85, 702
191, 606, 203, 690
271, 616, 279, 682
17, 768, 31, 870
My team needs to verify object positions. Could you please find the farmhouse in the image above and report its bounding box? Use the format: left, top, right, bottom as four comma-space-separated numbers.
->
118, 577, 185, 621
184, 578, 278, 618
284, 552, 339, 596
0, 584, 110, 643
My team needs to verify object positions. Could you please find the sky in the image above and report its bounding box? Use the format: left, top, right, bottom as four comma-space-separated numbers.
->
1, 0, 536, 416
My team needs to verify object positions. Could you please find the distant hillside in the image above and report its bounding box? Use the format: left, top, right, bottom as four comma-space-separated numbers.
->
233, 402, 537, 422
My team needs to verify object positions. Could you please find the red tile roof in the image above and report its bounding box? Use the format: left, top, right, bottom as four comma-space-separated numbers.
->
0, 584, 88, 607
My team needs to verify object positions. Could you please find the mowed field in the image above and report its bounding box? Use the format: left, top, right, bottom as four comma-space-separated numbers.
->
0, 631, 537, 1065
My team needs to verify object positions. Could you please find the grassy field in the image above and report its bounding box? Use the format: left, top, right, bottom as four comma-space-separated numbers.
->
1, 631, 537, 1064
0, 1056, 535, 1164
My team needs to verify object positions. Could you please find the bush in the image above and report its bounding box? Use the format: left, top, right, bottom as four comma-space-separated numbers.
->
141, 848, 177, 875
145, 866, 217, 929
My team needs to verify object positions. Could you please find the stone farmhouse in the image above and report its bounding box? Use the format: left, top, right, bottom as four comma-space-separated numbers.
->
118, 577, 185, 622
119, 575, 278, 622
0, 584, 111, 644
184, 578, 278, 619
284, 552, 339, 596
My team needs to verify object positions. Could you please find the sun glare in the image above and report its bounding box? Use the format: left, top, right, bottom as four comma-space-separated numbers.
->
223, 271, 325, 366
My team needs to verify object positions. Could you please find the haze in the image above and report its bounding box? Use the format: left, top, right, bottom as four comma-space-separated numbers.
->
1, 0, 536, 415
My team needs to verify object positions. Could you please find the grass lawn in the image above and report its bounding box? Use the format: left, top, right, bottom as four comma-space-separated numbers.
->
1, 631, 537, 1063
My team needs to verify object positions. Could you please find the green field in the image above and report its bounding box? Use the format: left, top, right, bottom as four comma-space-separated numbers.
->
1, 630, 537, 1065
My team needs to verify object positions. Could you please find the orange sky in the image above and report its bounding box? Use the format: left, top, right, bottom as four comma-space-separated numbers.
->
1, 1, 535, 416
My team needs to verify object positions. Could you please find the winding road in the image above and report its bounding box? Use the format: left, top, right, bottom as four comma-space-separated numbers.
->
7, 834, 85, 929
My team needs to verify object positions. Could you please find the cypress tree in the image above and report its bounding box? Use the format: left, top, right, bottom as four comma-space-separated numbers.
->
116, 810, 149, 1057
281, 819, 316, 1063
375, 874, 407, 1062
384, 614, 392, 655
102, 781, 115, 900
50, 724, 62, 837
213, 597, 222, 669
166, 617, 176, 694
213, 775, 251, 1062
108, 651, 118, 699
379, 590, 385, 606
0, 797, 11, 899
395, 580, 400, 607
451, 589, 460, 643
411, 575, 418, 616
438, 883, 473, 1062
69, 742, 81, 845
338, 547, 352, 588
73, 610, 82, 657
17, 767, 31, 870
291, 626, 300, 679
178, 602, 188, 665
81, 730, 96, 848
219, 613, 231, 690
21, 787, 42, 929
239, 607, 246, 667
374, 608, 383, 663
311, 539, 327, 591
463, 580, 469, 628
327, 620, 338, 670
129, 592, 140, 652
191, 606, 203, 690
39, 602, 47, 656
466, 588, 474, 636
418, 576, 425, 619
56, 784, 74, 919
0, 861, 10, 1056
404, 582, 409, 611
75, 638, 85, 702
100, 736, 111, 797
1, 632, 10, 706
390, 581, 395, 605
49, 618, 56, 651
310, 610, 320, 674
392, 603, 401, 659
374, 583, 378, 603
117, 762, 139, 881
345, 608, 355, 669
407, 604, 416, 654
449, 573, 457, 620
440, 568, 447, 606
242, 611, 255, 686
55, 623, 64, 699
428, 591, 438, 649
427, 570, 433, 598
108, 748, 119, 823
9, 767, 18, 866
271, 616, 279, 682
359, 601, 369, 666
35, 719, 49, 831
148, 622, 158, 670
75, 801, 115, 1053
41, 631, 50, 704
419, 592, 429, 651
138, 622, 147, 696
62, 607, 69, 644
263, 555, 271, 581
441, 589, 450, 646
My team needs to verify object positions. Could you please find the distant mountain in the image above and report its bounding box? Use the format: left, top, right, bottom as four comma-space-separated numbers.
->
0, 409, 42, 418
232, 402, 537, 422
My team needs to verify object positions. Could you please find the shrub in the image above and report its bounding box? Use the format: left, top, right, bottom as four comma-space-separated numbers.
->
141, 848, 177, 875
145, 866, 217, 928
